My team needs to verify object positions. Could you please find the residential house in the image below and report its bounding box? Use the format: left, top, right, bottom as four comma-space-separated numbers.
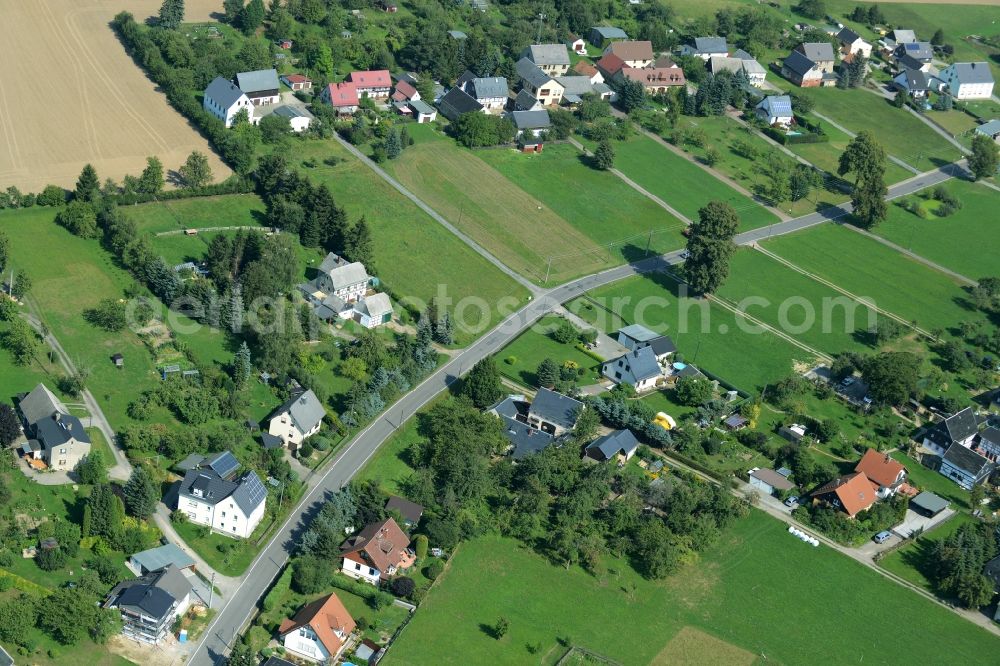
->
618, 66, 686, 93
340, 518, 414, 584
512, 109, 551, 150
522, 44, 571, 76
280, 74, 312, 91
809, 472, 879, 518
602, 346, 662, 392
892, 68, 940, 99
794, 43, 836, 72
681, 36, 729, 60
922, 406, 978, 455
488, 394, 554, 459
236, 69, 281, 106
267, 389, 326, 449
615, 324, 676, 363
391, 79, 419, 103
855, 448, 907, 499
567, 36, 587, 55
584, 429, 639, 464
527, 388, 583, 436
604, 40, 654, 68
836, 27, 872, 58
128, 543, 196, 576
203, 77, 254, 127
755, 95, 794, 128
175, 452, 268, 538
515, 58, 564, 106
555, 76, 614, 104
348, 70, 393, 100
589, 26, 628, 47
974, 119, 1000, 143
315, 253, 371, 304
385, 496, 424, 528
104, 565, 192, 644
436, 86, 483, 121
596, 53, 627, 80
939, 443, 992, 489
748, 468, 795, 496
572, 61, 603, 83
893, 41, 934, 65
939, 62, 995, 100
353, 292, 393, 328
319, 82, 360, 114
268, 105, 312, 132
709, 56, 766, 87
779, 422, 808, 443
884, 29, 917, 51
980, 426, 1000, 460
16, 383, 91, 472
782, 49, 836, 87
513, 89, 543, 111
733, 50, 767, 86
468, 77, 509, 112
278, 593, 356, 662
402, 98, 433, 124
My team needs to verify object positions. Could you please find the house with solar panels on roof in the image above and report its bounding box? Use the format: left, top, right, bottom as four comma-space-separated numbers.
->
755, 95, 794, 129
175, 451, 267, 538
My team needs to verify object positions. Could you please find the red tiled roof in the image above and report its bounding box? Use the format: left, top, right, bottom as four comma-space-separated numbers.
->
607, 40, 654, 62
283, 74, 311, 84
278, 593, 355, 654
573, 62, 599, 77
341, 518, 411, 574
811, 472, 878, 517
855, 448, 906, 488
392, 80, 418, 101
325, 82, 359, 107
596, 53, 626, 77
348, 70, 392, 89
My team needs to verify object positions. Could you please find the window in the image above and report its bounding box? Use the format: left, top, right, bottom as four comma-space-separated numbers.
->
59, 448, 66, 454
355, 563, 361, 571
369, 567, 377, 576
221, 512, 226, 518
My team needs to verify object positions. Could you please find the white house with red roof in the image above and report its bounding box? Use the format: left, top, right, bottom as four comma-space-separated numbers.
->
319, 82, 360, 114
280, 73, 312, 91
348, 70, 393, 99
340, 518, 414, 584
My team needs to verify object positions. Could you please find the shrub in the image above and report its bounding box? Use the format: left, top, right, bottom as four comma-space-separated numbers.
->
505, 356, 517, 365
391, 576, 416, 598
298, 443, 314, 458
424, 559, 445, 580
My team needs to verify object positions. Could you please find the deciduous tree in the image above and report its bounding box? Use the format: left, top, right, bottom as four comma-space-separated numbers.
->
158, 0, 184, 29
594, 139, 615, 170
969, 134, 999, 181
683, 201, 740, 294
178, 151, 212, 188
839, 131, 887, 228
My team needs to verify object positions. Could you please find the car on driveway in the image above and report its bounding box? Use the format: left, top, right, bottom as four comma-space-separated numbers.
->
873, 530, 892, 544
783, 495, 799, 507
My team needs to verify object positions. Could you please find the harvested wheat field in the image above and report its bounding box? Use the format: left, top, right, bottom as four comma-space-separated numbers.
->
0, 0, 228, 192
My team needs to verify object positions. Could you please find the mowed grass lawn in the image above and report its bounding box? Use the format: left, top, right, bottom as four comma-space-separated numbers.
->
796, 88, 962, 171
598, 133, 780, 231
386, 511, 1000, 665
890, 451, 972, 511
874, 180, 1000, 279
497, 315, 602, 388
292, 138, 530, 342
786, 118, 913, 185
764, 223, 983, 334
566, 272, 814, 392
128, 195, 267, 234
879, 512, 975, 594
716, 248, 876, 356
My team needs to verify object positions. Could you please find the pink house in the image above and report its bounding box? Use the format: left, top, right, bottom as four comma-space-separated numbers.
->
348, 70, 392, 99
319, 82, 360, 114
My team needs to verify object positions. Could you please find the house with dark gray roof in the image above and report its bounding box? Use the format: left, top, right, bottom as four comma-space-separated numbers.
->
615, 325, 676, 363
585, 429, 639, 463
385, 496, 424, 527
105, 565, 192, 644
980, 426, 1000, 460
795, 42, 835, 69
469, 77, 509, 112
939, 62, 995, 100
528, 388, 583, 436
128, 543, 196, 575
602, 346, 662, 392
235, 69, 281, 106
555, 76, 614, 104
940, 443, 992, 489
267, 389, 326, 449
922, 407, 979, 455
522, 44, 571, 76
974, 119, 1000, 143
204, 76, 254, 127
756, 95, 794, 128
514, 58, 563, 106
894, 41, 933, 64
513, 89, 542, 111
436, 86, 483, 120
16, 383, 90, 472
892, 67, 941, 98
681, 36, 729, 60
589, 26, 628, 47
782, 49, 836, 87
176, 453, 267, 538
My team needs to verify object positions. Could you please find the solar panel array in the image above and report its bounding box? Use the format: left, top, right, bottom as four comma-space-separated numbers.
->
238, 472, 268, 511
207, 451, 240, 479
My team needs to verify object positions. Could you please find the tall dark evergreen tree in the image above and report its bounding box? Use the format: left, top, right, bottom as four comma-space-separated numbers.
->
123, 466, 159, 520
75, 164, 101, 203
462, 356, 504, 408
0, 404, 19, 446
344, 217, 374, 268
158, 0, 184, 29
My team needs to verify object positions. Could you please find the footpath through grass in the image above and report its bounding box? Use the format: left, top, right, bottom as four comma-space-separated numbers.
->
873, 180, 1000, 280
386, 510, 1000, 665
764, 223, 983, 334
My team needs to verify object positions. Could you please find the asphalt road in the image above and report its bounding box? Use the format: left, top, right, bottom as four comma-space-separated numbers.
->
188, 159, 968, 665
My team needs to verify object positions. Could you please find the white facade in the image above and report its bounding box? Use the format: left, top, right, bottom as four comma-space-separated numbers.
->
204, 91, 254, 128
844, 39, 872, 58
268, 410, 321, 447
283, 627, 333, 662
179, 491, 264, 539
940, 65, 995, 100
342, 556, 381, 584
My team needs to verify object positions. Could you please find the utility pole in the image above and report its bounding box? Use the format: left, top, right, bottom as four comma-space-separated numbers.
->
208, 571, 216, 608
645, 229, 654, 256
535, 13, 546, 43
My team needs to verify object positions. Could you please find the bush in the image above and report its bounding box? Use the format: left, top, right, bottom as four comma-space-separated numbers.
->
391, 576, 416, 598
504, 356, 517, 365
424, 559, 445, 580
298, 443, 314, 459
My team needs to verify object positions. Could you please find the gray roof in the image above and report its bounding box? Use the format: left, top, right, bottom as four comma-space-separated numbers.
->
204, 76, 247, 109
836, 27, 862, 44
500, 415, 554, 459
910, 491, 949, 514
757, 95, 793, 117
554, 76, 596, 97
318, 252, 346, 274
271, 104, 311, 120
437, 87, 483, 120
231, 471, 268, 515
514, 89, 541, 111
327, 261, 370, 291
512, 109, 551, 130
516, 58, 553, 89
586, 429, 638, 460
983, 426, 1000, 446
525, 44, 570, 66
385, 496, 424, 524
894, 67, 935, 92
591, 27, 628, 40
709, 56, 745, 76
945, 62, 995, 85
529, 388, 583, 430
18, 383, 66, 427
175, 453, 206, 472
897, 41, 933, 61
260, 432, 284, 449
236, 69, 280, 94
648, 336, 677, 357
889, 30, 917, 44
693, 37, 728, 54
927, 407, 979, 447
205, 450, 240, 479
130, 544, 196, 573
942, 443, 992, 476
448, 30, 467, 40
783, 50, 818, 76
618, 324, 659, 343
605, 346, 661, 385
357, 293, 392, 319
409, 98, 435, 115
108, 565, 191, 621
489, 395, 529, 421
471, 77, 509, 99
179, 469, 238, 506
35, 414, 90, 449
734, 48, 755, 61
272, 389, 326, 435
750, 468, 795, 491
797, 42, 835, 62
